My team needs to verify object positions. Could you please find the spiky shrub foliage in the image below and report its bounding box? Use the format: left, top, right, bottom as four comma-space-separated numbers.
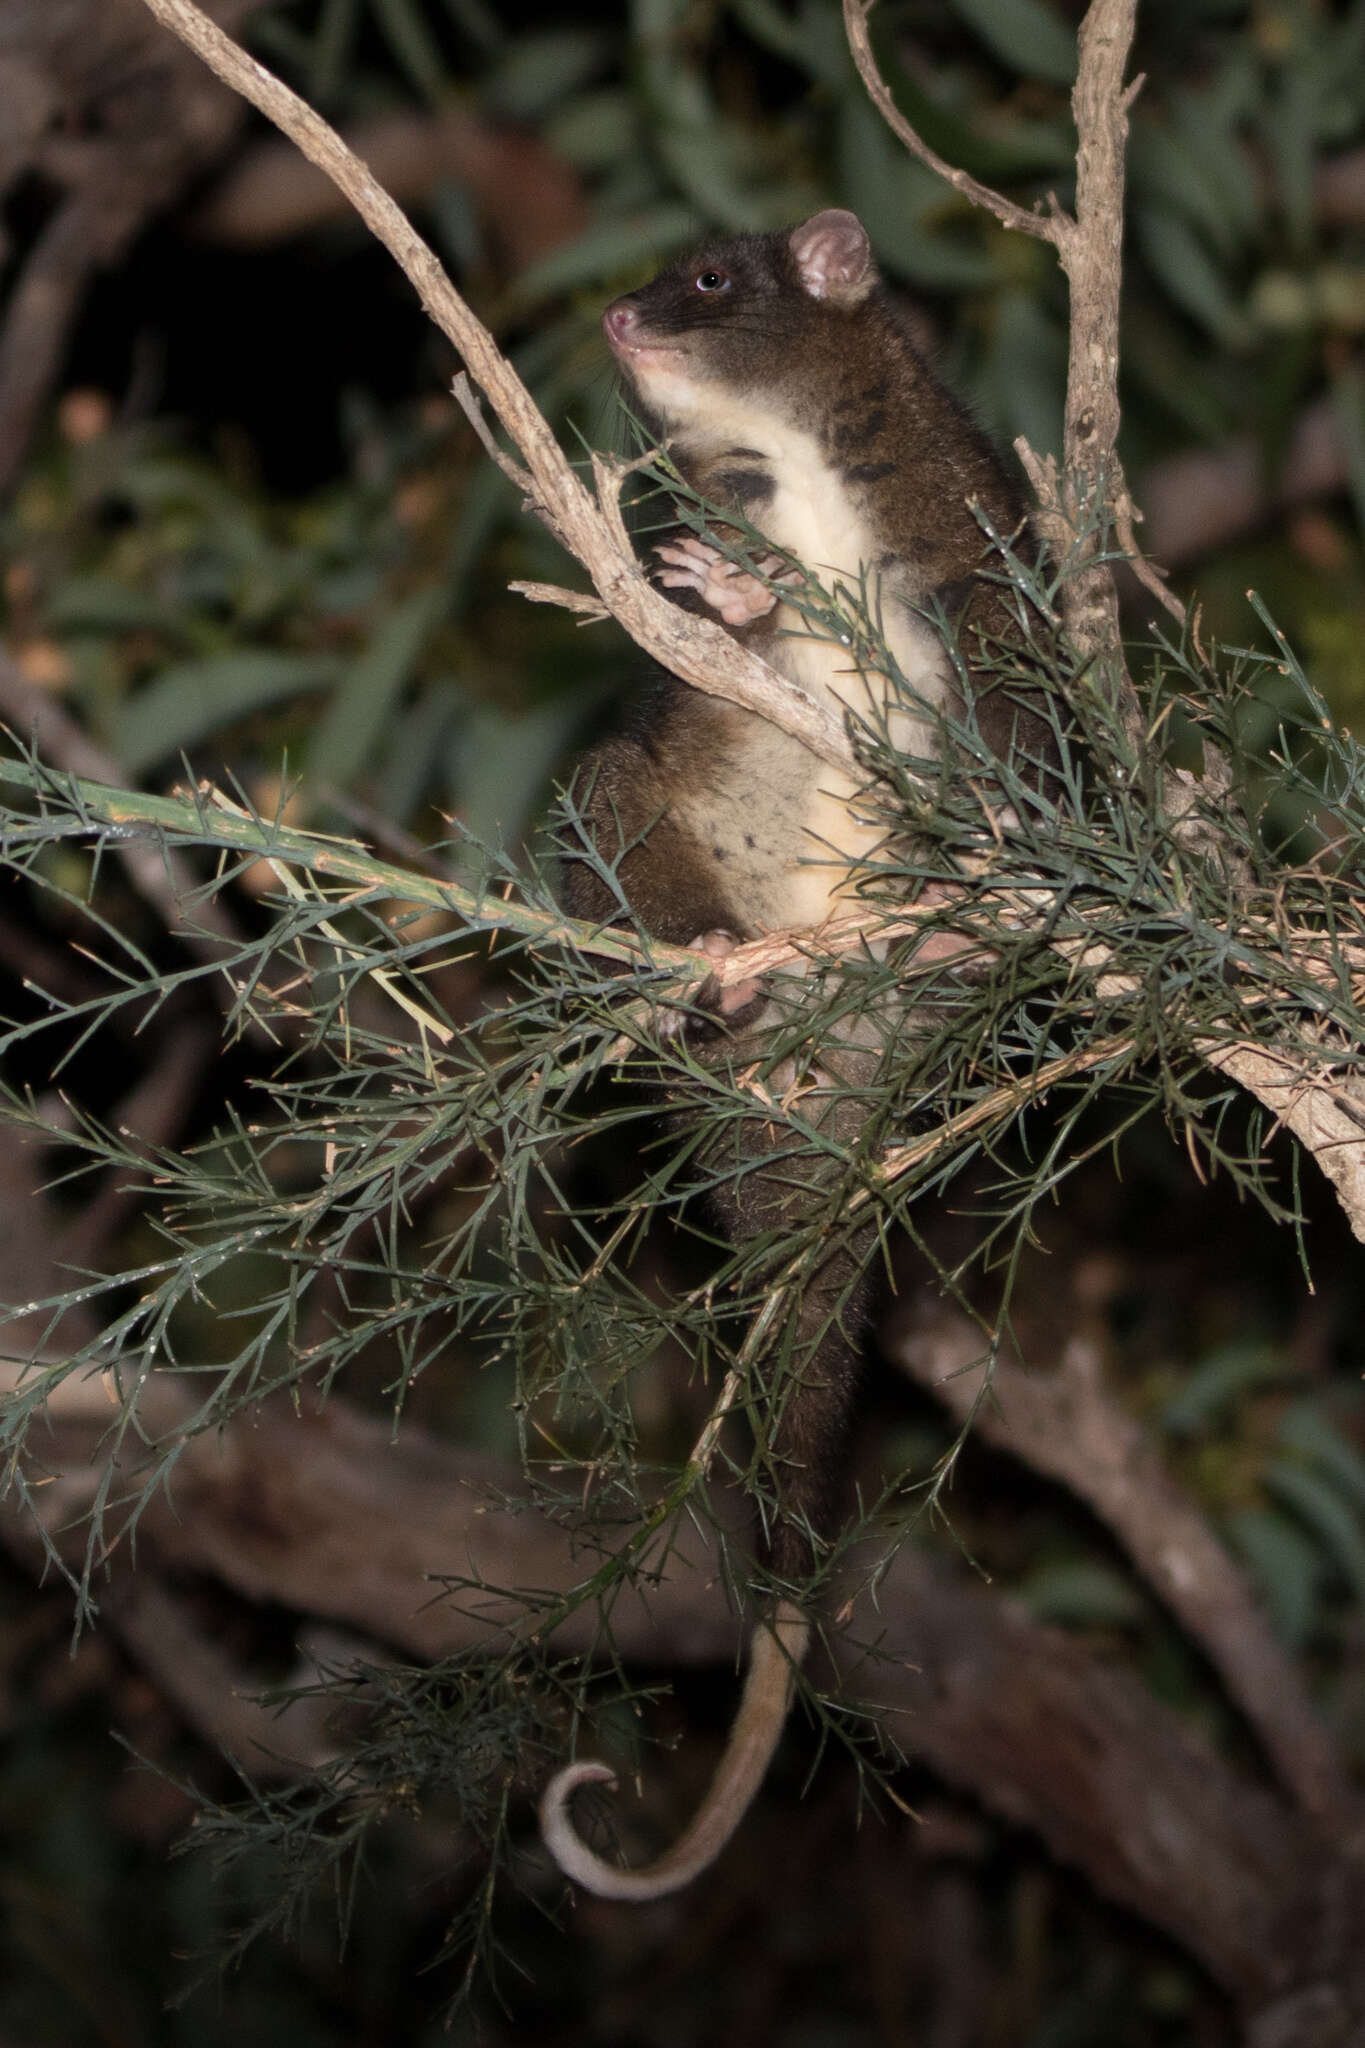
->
0, 514, 1359, 2004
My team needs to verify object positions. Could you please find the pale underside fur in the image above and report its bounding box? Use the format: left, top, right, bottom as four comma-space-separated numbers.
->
646, 371, 952, 931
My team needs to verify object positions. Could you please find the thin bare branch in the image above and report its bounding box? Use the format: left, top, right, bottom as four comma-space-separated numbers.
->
841, 0, 1067, 247
134, 0, 857, 776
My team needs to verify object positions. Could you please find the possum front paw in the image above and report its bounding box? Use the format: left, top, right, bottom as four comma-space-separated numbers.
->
654, 537, 784, 626
690, 927, 763, 1015
659, 928, 764, 1040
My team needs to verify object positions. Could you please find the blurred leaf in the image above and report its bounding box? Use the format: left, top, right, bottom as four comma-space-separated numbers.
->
1121, 299, 1240, 444
485, 29, 610, 121
729, 0, 856, 90
1133, 202, 1251, 348
1224, 1507, 1324, 1647
246, 12, 317, 71
1316, 5, 1365, 147
655, 124, 771, 234
307, 588, 446, 794
1017, 1560, 1146, 1628
1160, 1340, 1282, 1435
309, 0, 361, 104
949, 0, 1076, 86
1265, 1460, 1365, 1602
975, 290, 1066, 457
427, 178, 481, 273
116, 651, 345, 776
370, 0, 449, 104
511, 206, 699, 305
1168, 83, 1261, 246
451, 695, 585, 852
729, 0, 814, 69
864, 19, 1075, 180
1268, 52, 1318, 256
1278, 1401, 1365, 1516
1128, 101, 1257, 261
630, 8, 772, 233
1331, 365, 1365, 539
838, 100, 997, 290
46, 576, 193, 641
546, 89, 638, 172
444, 460, 518, 617
375, 677, 463, 825
438, 0, 502, 53
633, 0, 691, 37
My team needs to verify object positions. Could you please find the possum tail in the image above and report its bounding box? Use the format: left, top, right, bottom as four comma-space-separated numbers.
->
539, 1599, 809, 1901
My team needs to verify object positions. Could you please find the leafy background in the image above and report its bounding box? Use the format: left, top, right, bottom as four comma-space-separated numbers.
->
2, 0, 1365, 2042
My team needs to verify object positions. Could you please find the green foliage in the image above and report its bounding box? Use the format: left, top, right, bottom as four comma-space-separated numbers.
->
4, 510, 1365, 1998
2, 410, 600, 849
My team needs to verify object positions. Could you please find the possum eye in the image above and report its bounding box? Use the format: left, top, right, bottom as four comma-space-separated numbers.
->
695, 270, 730, 293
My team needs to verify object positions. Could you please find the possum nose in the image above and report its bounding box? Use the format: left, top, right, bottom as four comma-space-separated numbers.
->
603, 299, 640, 349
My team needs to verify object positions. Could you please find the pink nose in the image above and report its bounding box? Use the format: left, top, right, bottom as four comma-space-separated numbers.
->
603, 300, 639, 350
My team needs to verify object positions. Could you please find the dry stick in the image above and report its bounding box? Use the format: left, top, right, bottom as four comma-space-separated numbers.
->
134, 0, 855, 780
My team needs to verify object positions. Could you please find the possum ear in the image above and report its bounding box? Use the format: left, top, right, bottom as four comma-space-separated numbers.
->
789, 209, 875, 303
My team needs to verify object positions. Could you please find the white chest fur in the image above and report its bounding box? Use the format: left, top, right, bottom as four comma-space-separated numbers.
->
674, 394, 952, 930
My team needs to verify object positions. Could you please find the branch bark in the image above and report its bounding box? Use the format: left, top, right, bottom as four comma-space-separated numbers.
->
892, 1298, 1351, 1819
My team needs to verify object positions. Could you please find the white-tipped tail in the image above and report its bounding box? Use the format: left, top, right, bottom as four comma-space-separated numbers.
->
539, 1601, 809, 1902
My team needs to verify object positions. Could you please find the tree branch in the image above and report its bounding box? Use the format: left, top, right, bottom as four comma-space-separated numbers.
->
133, 0, 857, 777
893, 1297, 1351, 1819
6, 1364, 1364, 2036
840, 0, 1065, 246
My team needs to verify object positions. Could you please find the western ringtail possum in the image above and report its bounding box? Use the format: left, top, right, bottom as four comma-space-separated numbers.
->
544, 209, 1050, 1900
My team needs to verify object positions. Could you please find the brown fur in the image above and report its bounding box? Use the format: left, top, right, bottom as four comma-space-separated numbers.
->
547, 211, 1045, 1895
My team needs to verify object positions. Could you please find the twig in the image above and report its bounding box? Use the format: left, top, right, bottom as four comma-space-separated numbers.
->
841, 1, 1064, 246
134, 0, 857, 777
509, 580, 611, 621
0, 658, 268, 1012
0, 749, 704, 979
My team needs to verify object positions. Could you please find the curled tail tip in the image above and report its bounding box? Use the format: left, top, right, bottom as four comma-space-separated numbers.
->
539, 1755, 685, 1902
539, 1607, 811, 1904
542, 1758, 618, 1806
